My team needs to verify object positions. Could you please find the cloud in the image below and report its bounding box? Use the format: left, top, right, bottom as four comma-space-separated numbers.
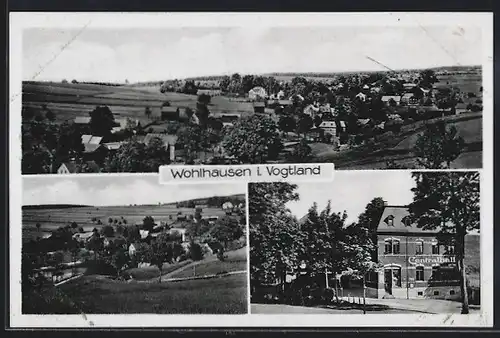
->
22, 26, 483, 82
23, 176, 246, 206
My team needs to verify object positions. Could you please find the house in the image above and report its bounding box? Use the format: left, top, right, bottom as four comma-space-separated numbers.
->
365, 205, 480, 301
81, 135, 103, 154
318, 104, 332, 114
139, 230, 150, 240
337, 120, 347, 133
357, 118, 372, 127
128, 243, 137, 257
305, 128, 323, 142
72, 232, 94, 243
303, 104, 320, 117
363, 84, 370, 90
403, 83, 417, 91
355, 92, 367, 102
401, 93, 419, 105
222, 201, 234, 214
169, 228, 187, 242
143, 133, 178, 161
278, 100, 293, 107
74, 116, 91, 125
269, 90, 285, 100
161, 106, 180, 121
248, 86, 267, 100
370, 87, 382, 94
196, 89, 222, 96
381, 96, 401, 106
57, 162, 77, 174
318, 120, 337, 136
102, 142, 123, 151
289, 94, 304, 102
253, 102, 266, 114
455, 103, 470, 115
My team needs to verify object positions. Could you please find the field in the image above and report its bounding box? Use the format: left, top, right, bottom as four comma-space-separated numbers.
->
22, 203, 229, 242
40, 273, 248, 314
323, 112, 483, 169
167, 247, 247, 279
22, 81, 254, 125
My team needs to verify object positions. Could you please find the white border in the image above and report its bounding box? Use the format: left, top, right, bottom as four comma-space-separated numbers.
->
9, 12, 493, 328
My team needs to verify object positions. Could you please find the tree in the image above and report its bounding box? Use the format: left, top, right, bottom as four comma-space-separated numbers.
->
408, 172, 480, 314
89, 106, 115, 137
249, 182, 304, 287
143, 137, 171, 170
176, 125, 204, 163
222, 115, 283, 164
278, 114, 296, 135
70, 222, 78, 230
142, 216, 155, 232
189, 241, 204, 261
414, 121, 465, 169
357, 197, 386, 260
61, 79, 68, 84
71, 79, 78, 84
36, 223, 41, 232
101, 225, 115, 238
111, 248, 129, 276
419, 69, 438, 89
212, 216, 243, 250
45, 109, 56, 122
287, 138, 313, 163
296, 114, 314, 136
147, 233, 175, 283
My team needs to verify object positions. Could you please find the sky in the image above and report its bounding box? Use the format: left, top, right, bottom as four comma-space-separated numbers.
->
286, 171, 416, 224
22, 26, 482, 83
22, 174, 246, 206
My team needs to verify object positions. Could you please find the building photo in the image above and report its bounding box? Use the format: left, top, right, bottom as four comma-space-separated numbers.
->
249, 171, 480, 314
21, 175, 248, 314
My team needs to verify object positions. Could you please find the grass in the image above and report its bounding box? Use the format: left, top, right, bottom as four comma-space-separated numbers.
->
168, 247, 247, 279
124, 260, 193, 281
54, 273, 248, 314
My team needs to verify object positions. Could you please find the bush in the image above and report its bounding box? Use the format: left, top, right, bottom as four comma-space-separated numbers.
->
189, 242, 204, 261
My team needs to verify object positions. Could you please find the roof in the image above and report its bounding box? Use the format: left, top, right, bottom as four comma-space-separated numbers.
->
249, 86, 267, 94
339, 121, 346, 128
319, 121, 336, 128
140, 230, 150, 239
381, 96, 401, 102
170, 228, 187, 233
81, 135, 102, 145
73, 232, 94, 240
403, 83, 417, 88
59, 162, 77, 173
278, 100, 293, 105
161, 106, 179, 113
358, 118, 371, 125
144, 133, 178, 145
103, 142, 123, 150
74, 116, 91, 124
253, 102, 266, 108
83, 143, 101, 153
402, 93, 415, 99
377, 206, 437, 234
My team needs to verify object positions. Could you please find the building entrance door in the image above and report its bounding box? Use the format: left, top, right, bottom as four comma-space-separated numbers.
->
384, 268, 393, 295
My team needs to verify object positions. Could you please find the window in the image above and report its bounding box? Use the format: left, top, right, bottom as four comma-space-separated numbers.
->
432, 242, 440, 255
384, 240, 392, 254
416, 266, 424, 281
446, 245, 455, 255
415, 240, 424, 255
450, 290, 456, 295
402, 216, 411, 227
392, 239, 400, 254
431, 266, 439, 279
384, 215, 394, 226
384, 238, 400, 254
417, 291, 423, 296
434, 290, 440, 296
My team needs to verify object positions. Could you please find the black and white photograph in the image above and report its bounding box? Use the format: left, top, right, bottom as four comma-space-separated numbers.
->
249, 171, 481, 315
19, 21, 485, 173
21, 175, 248, 314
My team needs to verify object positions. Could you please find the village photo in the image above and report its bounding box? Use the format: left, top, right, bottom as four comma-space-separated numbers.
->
21, 25, 483, 174
21, 175, 248, 314
249, 171, 481, 314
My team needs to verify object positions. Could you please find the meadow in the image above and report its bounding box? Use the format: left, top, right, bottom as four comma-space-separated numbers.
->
27, 272, 248, 314
22, 203, 229, 241
22, 81, 254, 125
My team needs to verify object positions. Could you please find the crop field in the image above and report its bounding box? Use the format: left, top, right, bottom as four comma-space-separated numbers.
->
22, 204, 229, 241
436, 72, 482, 94
22, 81, 255, 125
46, 272, 248, 314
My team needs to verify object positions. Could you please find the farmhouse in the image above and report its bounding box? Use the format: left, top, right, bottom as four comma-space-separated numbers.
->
169, 228, 187, 242
161, 106, 180, 121
248, 86, 267, 101
364, 205, 480, 302
318, 120, 337, 137
57, 162, 77, 174
253, 102, 266, 114
74, 116, 91, 125
381, 96, 401, 106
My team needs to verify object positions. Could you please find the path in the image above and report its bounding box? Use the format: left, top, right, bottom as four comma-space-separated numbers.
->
158, 256, 219, 282
338, 296, 481, 314
251, 303, 415, 314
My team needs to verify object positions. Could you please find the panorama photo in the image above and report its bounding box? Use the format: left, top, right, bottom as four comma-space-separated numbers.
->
21, 175, 248, 314
249, 171, 480, 314
21, 25, 483, 174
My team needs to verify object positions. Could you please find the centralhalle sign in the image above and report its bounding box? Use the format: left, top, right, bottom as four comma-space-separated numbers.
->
408, 256, 456, 266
